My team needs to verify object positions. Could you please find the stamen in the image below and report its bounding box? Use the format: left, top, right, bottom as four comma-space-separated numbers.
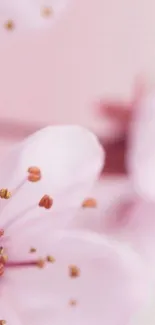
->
0, 189, 11, 199
39, 195, 53, 209
27, 167, 41, 175
0, 320, 6, 325
82, 198, 97, 208
69, 265, 80, 278
9, 166, 41, 197
28, 166, 41, 182
6, 258, 45, 269
47, 255, 55, 263
0, 167, 42, 220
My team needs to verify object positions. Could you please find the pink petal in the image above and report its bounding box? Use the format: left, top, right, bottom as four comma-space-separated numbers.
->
131, 288, 155, 325
4, 227, 148, 325
107, 200, 155, 271
0, 296, 22, 325
70, 178, 132, 232
0, 126, 104, 230
104, 200, 155, 325
0, 0, 70, 32
127, 91, 155, 200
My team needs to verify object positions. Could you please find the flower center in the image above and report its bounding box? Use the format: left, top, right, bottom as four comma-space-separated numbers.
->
0, 166, 54, 277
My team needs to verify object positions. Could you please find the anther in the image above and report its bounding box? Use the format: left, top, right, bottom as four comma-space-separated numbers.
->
0, 229, 4, 237
28, 167, 41, 175
4, 19, 14, 30
39, 195, 53, 209
41, 6, 53, 17
69, 299, 77, 306
82, 198, 97, 208
28, 166, 41, 182
69, 265, 80, 278
47, 255, 55, 263
37, 259, 45, 268
0, 320, 6, 325
29, 247, 37, 253
0, 247, 4, 255
0, 189, 11, 199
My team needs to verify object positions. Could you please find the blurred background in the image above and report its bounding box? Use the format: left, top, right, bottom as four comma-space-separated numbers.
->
0, 0, 154, 156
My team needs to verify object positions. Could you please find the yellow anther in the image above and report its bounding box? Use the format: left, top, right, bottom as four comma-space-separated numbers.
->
82, 198, 97, 208
0, 189, 11, 199
47, 255, 55, 263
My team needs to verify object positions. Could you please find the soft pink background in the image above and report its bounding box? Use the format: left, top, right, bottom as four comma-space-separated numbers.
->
0, 0, 154, 153
0, 2, 154, 324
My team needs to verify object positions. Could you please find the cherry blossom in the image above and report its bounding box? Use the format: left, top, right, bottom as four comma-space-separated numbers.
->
0, 125, 147, 325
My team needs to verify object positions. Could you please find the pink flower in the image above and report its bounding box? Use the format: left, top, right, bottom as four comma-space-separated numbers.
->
0, 125, 147, 325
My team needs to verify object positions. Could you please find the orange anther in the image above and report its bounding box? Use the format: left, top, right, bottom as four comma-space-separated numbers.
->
0, 320, 6, 325
28, 167, 41, 175
39, 195, 53, 209
28, 166, 41, 182
28, 174, 41, 182
69, 265, 80, 278
82, 198, 97, 208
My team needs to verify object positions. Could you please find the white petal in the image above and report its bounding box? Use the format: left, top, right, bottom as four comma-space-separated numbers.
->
0, 126, 104, 230
128, 92, 155, 200
0, 0, 70, 32
4, 227, 147, 325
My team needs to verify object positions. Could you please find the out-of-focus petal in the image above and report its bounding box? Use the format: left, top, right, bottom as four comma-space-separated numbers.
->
4, 226, 147, 325
0, 296, 22, 325
0, 126, 104, 230
127, 92, 155, 200
0, 0, 70, 32
106, 199, 155, 325
130, 285, 155, 325
107, 200, 155, 271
